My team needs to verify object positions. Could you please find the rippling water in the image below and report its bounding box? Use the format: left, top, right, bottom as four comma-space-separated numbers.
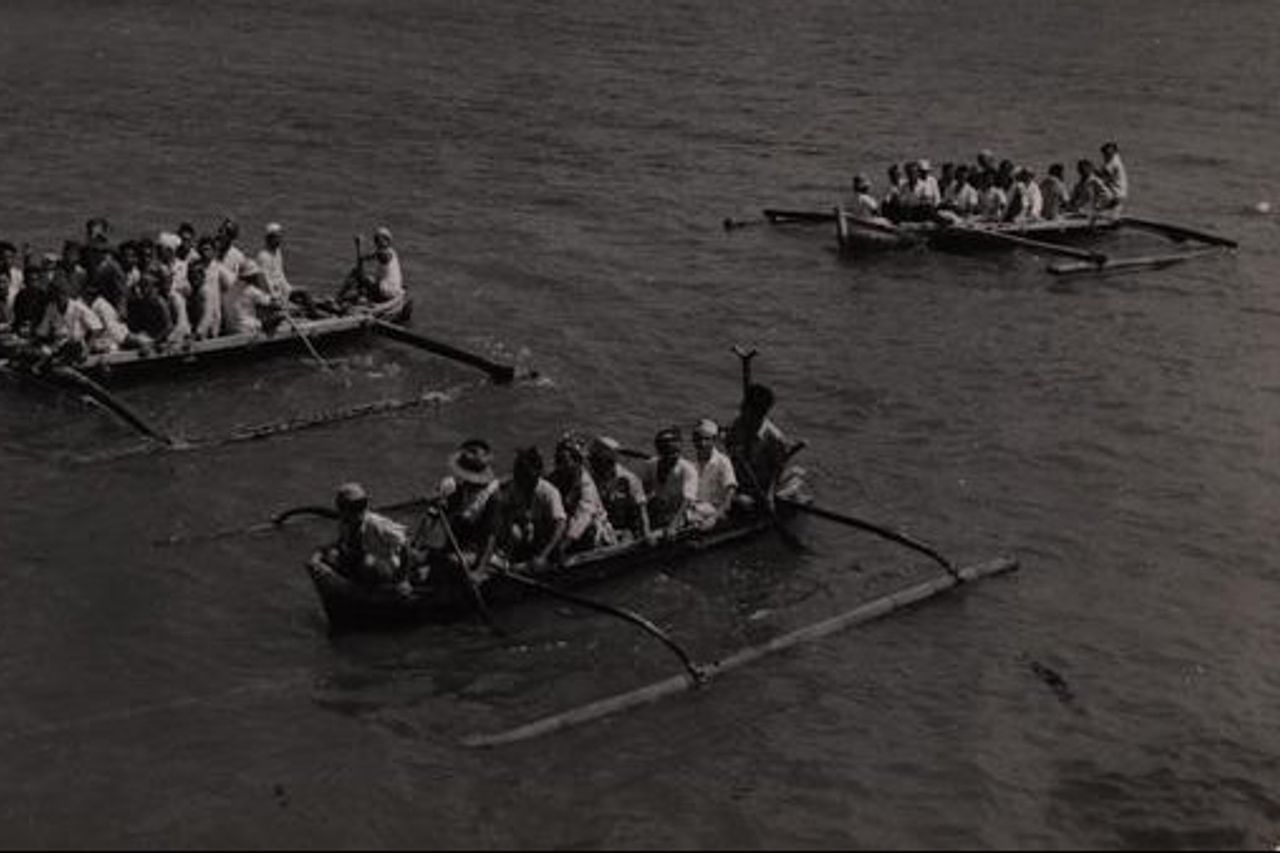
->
2, 0, 1279, 847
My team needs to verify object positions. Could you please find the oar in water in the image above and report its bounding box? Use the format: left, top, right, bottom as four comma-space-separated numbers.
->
1118, 216, 1238, 248
277, 306, 336, 375
941, 225, 1107, 264
777, 497, 961, 582
1047, 247, 1223, 277
49, 365, 179, 448
492, 565, 706, 683
435, 511, 498, 631
154, 495, 431, 548
370, 319, 517, 384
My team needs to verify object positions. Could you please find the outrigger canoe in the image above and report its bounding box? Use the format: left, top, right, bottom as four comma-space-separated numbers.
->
306, 475, 809, 633
0, 294, 410, 379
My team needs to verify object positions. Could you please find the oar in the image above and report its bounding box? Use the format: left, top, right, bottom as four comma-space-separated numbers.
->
370, 319, 517, 384
277, 306, 335, 374
49, 365, 179, 447
436, 511, 497, 630
1047, 247, 1222, 277
777, 497, 960, 581
154, 495, 431, 547
492, 565, 706, 683
941, 225, 1107, 264
1119, 216, 1238, 248
761, 208, 839, 225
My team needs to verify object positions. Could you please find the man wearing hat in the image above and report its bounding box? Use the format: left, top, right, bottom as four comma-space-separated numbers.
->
846, 174, 881, 219
690, 419, 737, 530
328, 482, 410, 591
370, 226, 404, 303
911, 159, 941, 210
221, 258, 273, 335
255, 222, 292, 304
427, 438, 500, 558
588, 436, 651, 543
550, 433, 615, 553
640, 426, 698, 540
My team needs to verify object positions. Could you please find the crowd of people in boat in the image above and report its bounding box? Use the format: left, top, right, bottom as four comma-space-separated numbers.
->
0, 217, 406, 363
842, 141, 1129, 226
323, 382, 801, 594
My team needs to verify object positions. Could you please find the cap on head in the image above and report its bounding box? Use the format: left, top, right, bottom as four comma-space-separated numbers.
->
157, 232, 182, 251
589, 435, 620, 463
335, 482, 369, 510
654, 425, 681, 446
917, 158, 932, 172
374, 226, 393, 243
265, 222, 283, 236
694, 418, 718, 439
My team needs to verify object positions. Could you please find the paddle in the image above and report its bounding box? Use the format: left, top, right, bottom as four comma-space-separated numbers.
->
1118, 216, 1238, 248
777, 497, 961, 581
49, 364, 179, 448
276, 304, 336, 374
435, 510, 498, 630
154, 495, 431, 548
491, 565, 706, 683
941, 224, 1107, 264
370, 319, 517, 384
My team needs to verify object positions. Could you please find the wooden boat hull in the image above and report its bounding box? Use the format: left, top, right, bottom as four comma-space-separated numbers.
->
833, 212, 1121, 255
307, 502, 806, 633
1, 295, 410, 378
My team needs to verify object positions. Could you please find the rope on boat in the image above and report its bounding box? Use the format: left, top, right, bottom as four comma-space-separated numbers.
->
461, 556, 1018, 749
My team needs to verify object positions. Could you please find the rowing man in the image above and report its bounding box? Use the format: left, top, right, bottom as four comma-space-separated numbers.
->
326, 482, 410, 592
726, 383, 790, 512
1099, 142, 1128, 210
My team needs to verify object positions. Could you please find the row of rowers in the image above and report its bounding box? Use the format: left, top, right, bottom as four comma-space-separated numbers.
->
843, 141, 1129, 225
0, 217, 405, 356
325, 384, 794, 592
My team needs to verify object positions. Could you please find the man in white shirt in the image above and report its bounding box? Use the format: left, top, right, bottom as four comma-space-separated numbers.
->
641, 426, 699, 539
326, 482, 410, 591
690, 419, 737, 530
1099, 142, 1128, 208
256, 222, 292, 304
1006, 168, 1044, 222
845, 174, 882, 219
371, 226, 403, 303
221, 259, 273, 335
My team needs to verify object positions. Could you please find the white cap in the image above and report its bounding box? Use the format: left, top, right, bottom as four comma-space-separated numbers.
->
265, 222, 283, 235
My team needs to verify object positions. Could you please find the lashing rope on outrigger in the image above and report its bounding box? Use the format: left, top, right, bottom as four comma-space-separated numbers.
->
71, 385, 461, 464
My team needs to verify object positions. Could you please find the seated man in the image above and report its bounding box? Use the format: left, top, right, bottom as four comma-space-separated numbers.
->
126, 271, 174, 345
476, 446, 567, 574
33, 280, 103, 362
324, 482, 410, 592
587, 436, 651, 543
548, 433, 615, 554
339, 226, 404, 306
689, 419, 737, 530
640, 426, 698, 540
725, 383, 790, 512
414, 438, 501, 573
221, 259, 275, 335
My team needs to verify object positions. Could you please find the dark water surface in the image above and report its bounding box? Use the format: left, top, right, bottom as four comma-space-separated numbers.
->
2, 0, 1279, 847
